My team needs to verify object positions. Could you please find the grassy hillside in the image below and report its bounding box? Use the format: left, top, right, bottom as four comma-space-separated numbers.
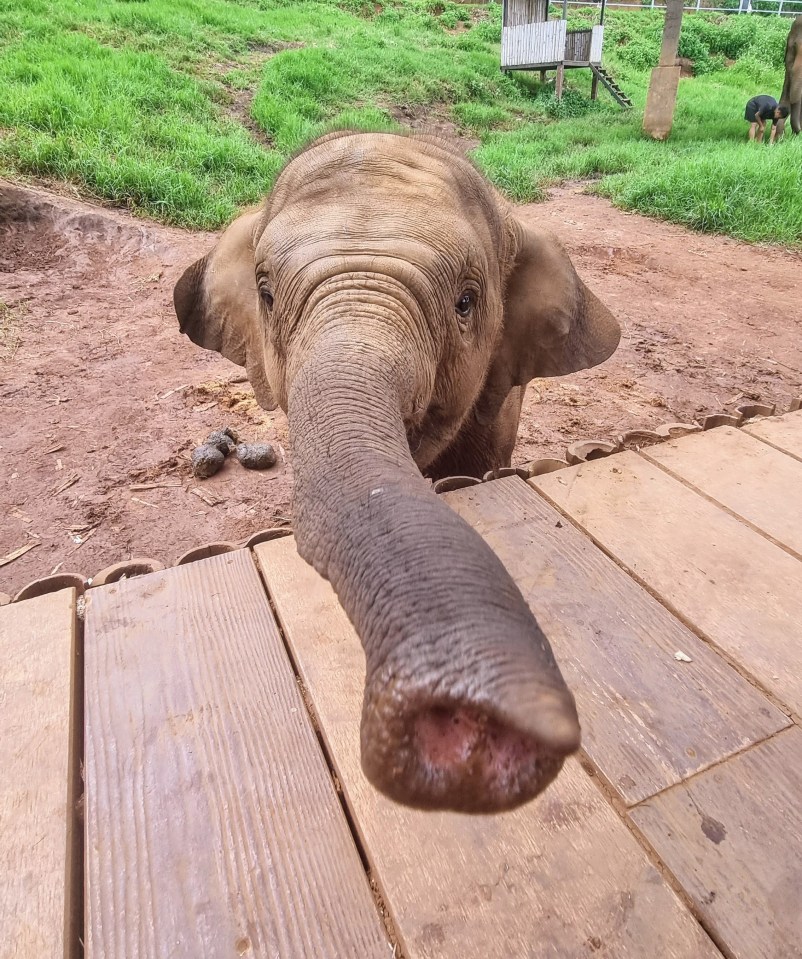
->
1, 0, 799, 243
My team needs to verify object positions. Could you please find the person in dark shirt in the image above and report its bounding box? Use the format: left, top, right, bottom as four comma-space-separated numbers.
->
745, 94, 790, 142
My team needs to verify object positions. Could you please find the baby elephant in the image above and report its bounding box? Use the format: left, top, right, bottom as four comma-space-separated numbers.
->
174, 131, 619, 814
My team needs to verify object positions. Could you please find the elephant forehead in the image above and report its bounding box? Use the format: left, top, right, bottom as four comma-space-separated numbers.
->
269, 132, 501, 233
259, 201, 498, 282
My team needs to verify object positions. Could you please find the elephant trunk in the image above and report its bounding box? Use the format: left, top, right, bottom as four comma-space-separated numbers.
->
287, 314, 580, 813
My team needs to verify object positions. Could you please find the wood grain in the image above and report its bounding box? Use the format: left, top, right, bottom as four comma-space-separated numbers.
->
84, 549, 388, 959
630, 726, 802, 959
255, 537, 722, 959
533, 453, 802, 716
444, 478, 788, 805
0, 587, 79, 959
743, 409, 802, 460
645, 425, 802, 558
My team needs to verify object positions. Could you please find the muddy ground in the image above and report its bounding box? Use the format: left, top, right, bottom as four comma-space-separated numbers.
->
1, 179, 800, 595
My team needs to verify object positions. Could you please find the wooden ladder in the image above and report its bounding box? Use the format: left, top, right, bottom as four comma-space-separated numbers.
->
591, 64, 633, 108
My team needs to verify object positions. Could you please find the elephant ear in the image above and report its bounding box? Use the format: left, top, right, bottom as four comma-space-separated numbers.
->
496, 218, 620, 385
173, 209, 277, 411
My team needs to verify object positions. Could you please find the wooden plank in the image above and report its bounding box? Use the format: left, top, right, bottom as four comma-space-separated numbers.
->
84, 549, 389, 959
645, 426, 802, 559
630, 726, 802, 959
0, 588, 79, 959
255, 537, 723, 959
743, 409, 802, 460
443, 478, 788, 805
532, 453, 802, 716
590, 24, 604, 63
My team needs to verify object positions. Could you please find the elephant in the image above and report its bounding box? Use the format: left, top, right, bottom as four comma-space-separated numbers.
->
173, 130, 620, 814
779, 16, 802, 137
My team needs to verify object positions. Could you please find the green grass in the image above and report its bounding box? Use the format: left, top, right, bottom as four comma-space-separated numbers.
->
0, 0, 799, 243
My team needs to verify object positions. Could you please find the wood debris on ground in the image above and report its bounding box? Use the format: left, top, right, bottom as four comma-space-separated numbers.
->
0, 541, 40, 567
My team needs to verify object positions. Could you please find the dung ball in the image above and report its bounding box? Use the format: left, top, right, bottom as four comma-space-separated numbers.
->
205, 430, 236, 456
236, 442, 277, 470
191, 444, 225, 479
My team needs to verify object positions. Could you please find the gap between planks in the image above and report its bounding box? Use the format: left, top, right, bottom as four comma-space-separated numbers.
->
598, 719, 798, 954
70, 598, 85, 959
527, 479, 798, 726
741, 433, 802, 464
251, 553, 406, 959
742, 411, 802, 464
637, 437, 802, 565
574, 752, 738, 959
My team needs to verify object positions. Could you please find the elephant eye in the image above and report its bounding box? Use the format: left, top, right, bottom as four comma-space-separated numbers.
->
258, 281, 274, 311
455, 291, 474, 318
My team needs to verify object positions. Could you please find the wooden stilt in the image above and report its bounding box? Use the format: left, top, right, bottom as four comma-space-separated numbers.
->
540, 68, 547, 83
591, 71, 599, 100
556, 62, 565, 100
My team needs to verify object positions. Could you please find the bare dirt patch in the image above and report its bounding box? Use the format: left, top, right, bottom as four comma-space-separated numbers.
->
1, 178, 800, 594
512, 184, 802, 464
205, 42, 303, 147
387, 103, 480, 150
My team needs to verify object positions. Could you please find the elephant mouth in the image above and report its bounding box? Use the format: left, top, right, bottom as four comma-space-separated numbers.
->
361, 687, 576, 814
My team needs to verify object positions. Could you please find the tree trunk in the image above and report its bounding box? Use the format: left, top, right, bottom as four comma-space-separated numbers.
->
659, 0, 684, 67
643, 0, 684, 140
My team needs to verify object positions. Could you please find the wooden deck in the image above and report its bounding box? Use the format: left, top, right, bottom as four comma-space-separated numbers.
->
3, 412, 802, 959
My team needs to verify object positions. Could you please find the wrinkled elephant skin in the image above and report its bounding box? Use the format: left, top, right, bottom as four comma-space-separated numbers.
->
173, 131, 620, 813
779, 16, 802, 136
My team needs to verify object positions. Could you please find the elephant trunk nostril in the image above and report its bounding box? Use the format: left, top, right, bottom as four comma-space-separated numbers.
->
361, 687, 579, 814
414, 706, 542, 783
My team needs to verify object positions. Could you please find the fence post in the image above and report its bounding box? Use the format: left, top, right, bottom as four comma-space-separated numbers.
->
778, 0, 784, 14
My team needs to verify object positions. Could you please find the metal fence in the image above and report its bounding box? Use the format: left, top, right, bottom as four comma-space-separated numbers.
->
560, 0, 801, 13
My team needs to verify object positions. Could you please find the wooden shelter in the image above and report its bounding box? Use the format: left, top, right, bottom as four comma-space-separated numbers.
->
501, 0, 631, 105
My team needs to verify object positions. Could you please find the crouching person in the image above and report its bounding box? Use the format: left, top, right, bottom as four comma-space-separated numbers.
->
745, 94, 790, 143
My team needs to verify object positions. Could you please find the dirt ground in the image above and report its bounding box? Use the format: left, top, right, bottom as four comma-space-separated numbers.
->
1, 178, 800, 596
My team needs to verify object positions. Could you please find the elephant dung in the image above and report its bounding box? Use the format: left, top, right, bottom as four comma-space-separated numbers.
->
204, 429, 236, 456
191, 444, 225, 479
236, 442, 277, 470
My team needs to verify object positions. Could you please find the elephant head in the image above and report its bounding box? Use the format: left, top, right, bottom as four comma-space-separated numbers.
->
174, 131, 619, 813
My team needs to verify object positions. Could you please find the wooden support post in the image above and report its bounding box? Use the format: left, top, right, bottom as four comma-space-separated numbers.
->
556, 62, 565, 99
591, 71, 599, 100
540, 69, 547, 83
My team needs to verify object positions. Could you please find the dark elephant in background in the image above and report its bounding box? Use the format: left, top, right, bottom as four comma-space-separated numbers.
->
779, 16, 802, 136
174, 131, 620, 814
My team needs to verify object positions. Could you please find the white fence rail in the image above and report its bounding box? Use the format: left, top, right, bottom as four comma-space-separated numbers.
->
559, 0, 801, 13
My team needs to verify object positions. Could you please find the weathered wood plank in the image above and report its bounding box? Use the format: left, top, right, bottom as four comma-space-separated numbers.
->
743, 409, 802, 461
255, 537, 722, 959
84, 549, 388, 959
443, 478, 788, 805
630, 726, 802, 959
645, 425, 802, 558
0, 588, 79, 959
532, 453, 802, 716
